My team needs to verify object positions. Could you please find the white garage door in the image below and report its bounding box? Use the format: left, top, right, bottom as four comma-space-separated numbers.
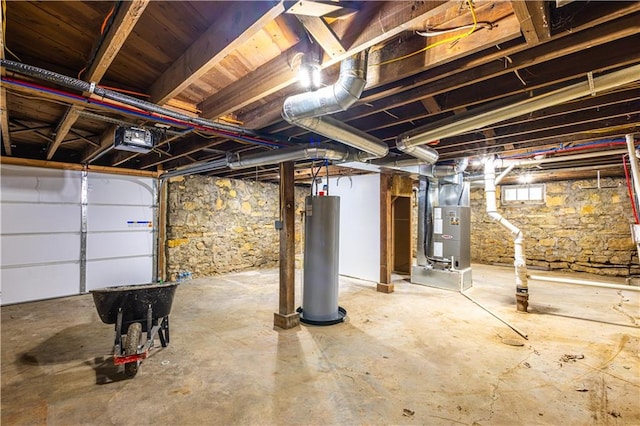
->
86, 174, 156, 291
1, 165, 157, 305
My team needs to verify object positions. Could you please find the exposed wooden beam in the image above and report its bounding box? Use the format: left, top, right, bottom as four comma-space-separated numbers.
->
47, 106, 81, 159
47, 0, 149, 160
240, 2, 520, 129
85, 0, 150, 82
0, 156, 159, 178
149, 1, 285, 105
295, 15, 344, 58
0, 5, 10, 156
81, 127, 115, 163
379, 173, 392, 288
421, 97, 441, 114
198, 0, 454, 120
198, 47, 302, 119
274, 161, 299, 329
511, 0, 550, 44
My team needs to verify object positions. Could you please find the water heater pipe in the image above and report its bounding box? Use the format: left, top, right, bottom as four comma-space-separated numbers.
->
484, 157, 529, 312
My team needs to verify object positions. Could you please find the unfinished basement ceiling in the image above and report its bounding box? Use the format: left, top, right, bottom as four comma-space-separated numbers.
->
1, 1, 639, 182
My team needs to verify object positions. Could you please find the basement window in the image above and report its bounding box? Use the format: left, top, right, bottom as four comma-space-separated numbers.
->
501, 184, 546, 205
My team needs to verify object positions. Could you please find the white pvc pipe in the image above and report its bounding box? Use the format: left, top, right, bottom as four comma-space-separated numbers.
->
625, 134, 640, 207
529, 274, 640, 292
498, 149, 629, 168
484, 158, 528, 290
399, 63, 640, 148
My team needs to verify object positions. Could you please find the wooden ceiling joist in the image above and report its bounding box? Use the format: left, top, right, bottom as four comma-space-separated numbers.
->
0, 4, 10, 155
47, 0, 149, 161
511, 0, 551, 44
149, 0, 285, 106
295, 15, 344, 58
197, 0, 455, 120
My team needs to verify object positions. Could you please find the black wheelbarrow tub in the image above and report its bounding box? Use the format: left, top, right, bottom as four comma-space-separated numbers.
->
91, 283, 179, 326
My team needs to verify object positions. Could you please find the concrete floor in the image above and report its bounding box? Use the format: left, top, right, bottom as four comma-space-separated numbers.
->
1, 264, 639, 425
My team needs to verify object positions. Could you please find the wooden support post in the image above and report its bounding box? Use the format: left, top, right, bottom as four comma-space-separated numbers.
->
378, 173, 394, 293
274, 161, 300, 329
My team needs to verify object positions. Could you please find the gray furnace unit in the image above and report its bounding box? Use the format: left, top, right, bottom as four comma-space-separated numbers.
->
299, 195, 346, 325
412, 172, 472, 291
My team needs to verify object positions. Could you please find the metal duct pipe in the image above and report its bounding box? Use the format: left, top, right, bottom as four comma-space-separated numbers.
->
227, 143, 349, 169
433, 157, 469, 177
161, 158, 228, 179
292, 116, 389, 160
484, 157, 529, 312
282, 53, 389, 160
395, 139, 439, 164
0, 59, 258, 136
397, 63, 640, 149
283, 52, 367, 120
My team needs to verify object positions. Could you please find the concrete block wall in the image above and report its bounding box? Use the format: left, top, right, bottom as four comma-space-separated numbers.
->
166, 175, 307, 281
471, 177, 639, 277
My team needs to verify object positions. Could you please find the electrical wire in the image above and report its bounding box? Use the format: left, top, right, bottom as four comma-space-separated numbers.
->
374, 0, 479, 67
79, 2, 118, 80
416, 22, 493, 36
2, 76, 284, 149
100, 5, 115, 35
622, 154, 640, 224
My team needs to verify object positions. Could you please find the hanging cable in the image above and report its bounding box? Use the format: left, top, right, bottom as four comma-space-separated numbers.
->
374, 0, 479, 67
623, 154, 640, 224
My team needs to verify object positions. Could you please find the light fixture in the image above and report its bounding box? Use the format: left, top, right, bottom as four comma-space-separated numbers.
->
298, 51, 322, 90
519, 173, 533, 184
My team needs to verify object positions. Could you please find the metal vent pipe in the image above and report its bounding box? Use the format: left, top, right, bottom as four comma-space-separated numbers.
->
282, 53, 367, 120
282, 52, 391, 161
397, 63, 640, 150
227, 143, 349, 169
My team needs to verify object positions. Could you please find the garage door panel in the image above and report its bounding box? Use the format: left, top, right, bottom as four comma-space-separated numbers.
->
1, 204, 80, 234
87, 205, 154, 232
86, 257, 153, 291
87, 231, 153, 259
1, 166, 82, 203
1, 263, 80, 305
1, 233, 80, 267
88, 175, 154, 205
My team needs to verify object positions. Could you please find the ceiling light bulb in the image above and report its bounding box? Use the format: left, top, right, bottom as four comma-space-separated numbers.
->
519, 174, 532, 184
311, 65, 321, 88
298, 66, 311, 88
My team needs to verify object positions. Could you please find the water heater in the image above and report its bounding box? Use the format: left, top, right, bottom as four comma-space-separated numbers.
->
299, 195, 346, 325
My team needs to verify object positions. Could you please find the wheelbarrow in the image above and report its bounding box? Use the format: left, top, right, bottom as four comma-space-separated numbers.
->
91, 282, 179, 378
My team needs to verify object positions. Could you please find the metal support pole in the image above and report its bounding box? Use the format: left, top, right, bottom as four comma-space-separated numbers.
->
80, 169, 88, 293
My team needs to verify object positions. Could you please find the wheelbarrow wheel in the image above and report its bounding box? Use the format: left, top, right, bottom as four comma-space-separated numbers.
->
124, 322, 142, 378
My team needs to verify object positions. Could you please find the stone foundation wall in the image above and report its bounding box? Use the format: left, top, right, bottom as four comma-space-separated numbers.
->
471, 177, 639, 276
166, 176, 307, 280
